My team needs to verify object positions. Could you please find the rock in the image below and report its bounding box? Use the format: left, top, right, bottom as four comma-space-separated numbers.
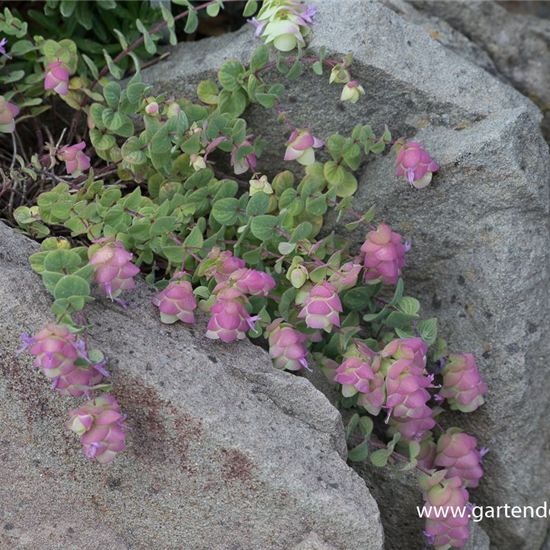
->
0, 222, 384, 550
410, 0, 550, 139
143, 2, 550, 548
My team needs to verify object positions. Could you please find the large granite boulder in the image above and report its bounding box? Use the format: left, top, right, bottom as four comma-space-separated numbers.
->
142, 2, 550, 549
0, 221, 384, 550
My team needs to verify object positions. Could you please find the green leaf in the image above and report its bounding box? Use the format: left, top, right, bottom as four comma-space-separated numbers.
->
136, 18, 156, 54
10, 40, 36, 56
121, 137, 147, 165
197, 80, 219, 104
151, 216, 177, 236
206, 2, 221, 17
389, 278, 404, 306
348, 441, 368, 462
89, 129, 116, 151
397, 296, 421, 316
418, 318, 438, 345
343, 286, 374, 311
43, 250, 82, 272
369, 449, 388, 468
384, 311, 420, 328
286, 59, 302, 80
184, 9, 199, 34
103, 82, 121, 109
358, 417, 374, 437
212, 197, 239, 225
250, 215, 278, 240
53, 275, 90, 301
345, 413, 359, 439
218, 89, 247, 117
243, 0, 258, 17
250, 45, 269, 73
103, 50, 123, 80
246, 192, 269, 216
218, 59, 245, 92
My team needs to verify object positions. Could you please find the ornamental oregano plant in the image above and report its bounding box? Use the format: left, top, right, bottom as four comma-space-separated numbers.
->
1, 1, 488, 548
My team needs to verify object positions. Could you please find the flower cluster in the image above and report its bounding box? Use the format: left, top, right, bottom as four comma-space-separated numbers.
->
44, 61, 70, 96
153, 279, 197, 324
251, 0, 316, 52
284, 129, 325, 166
361, 223, 408, 285
298, 281, 342, 332
88, 239, 140, 300
20, 323, 107, 397
267, 319, 309, 371
66, 394, 127, 464
58, 142, 91, 175
0, 95, 19, 134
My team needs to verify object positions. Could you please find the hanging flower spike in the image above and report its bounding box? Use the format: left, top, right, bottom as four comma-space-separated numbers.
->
88, 240, 140, 300
361, 223, 407, 285
205, 287, 252, 343
284, 129, 325, 166
419, 472, 471, 550
298, 281, 342, 332
249, 175, 274, 196
58, 142, 91, 175
44, 61, 70, 96
395, 140, 439, 189
152, 280, 197, 324
266, 319, 309, 371
434, 428, 484, 489
0, 96, 20, 134
439, 353, 487, 413
231, 139, 257, 175
334, 349, 385, 415
341, 81, 365, 104
231, 268, 276, 297
66, 393, 127, 464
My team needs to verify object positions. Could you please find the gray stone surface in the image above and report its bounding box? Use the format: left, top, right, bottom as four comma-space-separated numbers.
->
143, 2, 550, 549
410, 0, 550, 139
0, 221, 384, 550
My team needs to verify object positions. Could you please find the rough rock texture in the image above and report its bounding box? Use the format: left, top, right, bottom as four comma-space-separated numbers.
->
0, 222, 384, 550
408, 0, 550, 139
143, 2, 550, 549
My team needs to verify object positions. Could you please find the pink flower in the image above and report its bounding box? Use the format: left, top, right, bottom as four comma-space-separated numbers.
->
361, 223, 407, 285
44, 61, 70, 96
267, 318, 308, 371
340, 81, 365, 104
231, 268, 276, 297
434, 429, 484, 488
0, 95, 19, 133
439, 353, 487, 413
420, 472, 470, 549
297, 281, 342, 332
205, 287, 254, 343
88, 240, 140, 299
395, 141, 439, 189
231, 139, 257, 175
152, 280, 197, 324
205, 247, 246, 283
66, 393, 127, 464
328, 262, 362, 291
335, 347, 385, 415
417, 432, 437, 470
284, 129, 324, 166
58, 142, 91, 175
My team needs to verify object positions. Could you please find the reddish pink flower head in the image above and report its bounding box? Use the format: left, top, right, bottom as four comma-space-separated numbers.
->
439, 353, 487, 413
44, 61, 70, 96
297, 281, 342, 332
205, 247, 246, 283
267, 318, 308, 371
0, 95, 19, 133
361, 223, 407, 285
395, 141, 439, 189
205, 287, 254, 343
231, 268, 276, 297
88, 240, 140, 299
420, 473, 470, 549
66, 393, 127, 464
58, 141, 91, 175
153, 280, 197, 324
434, 428, 484, 488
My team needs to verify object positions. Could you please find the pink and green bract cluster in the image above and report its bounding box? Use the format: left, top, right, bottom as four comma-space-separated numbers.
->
361, 223, 407, 285
420, 471, 471, 549
439, 353, 488, 413
267, 318, 309, 371
0, 95, 20, 133
298, 281, 342, 332
395, 140, 439, 189
380, 338, 435, 440
21, 323, 106, 397
88, 239, 140, 300
434, 428, 484, 488
66, 393, 127, 464
204, 246, 246, 283
231, 138, 257, 175
44, 61, 70, 96
152, 279, 197, 324
252, 0, 316, 52
334, 344, 385, 415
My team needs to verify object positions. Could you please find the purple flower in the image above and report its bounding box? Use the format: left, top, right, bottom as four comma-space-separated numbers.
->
58, 142, 91, 175
0, 38, 10, 58
247, 17, 266, 37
